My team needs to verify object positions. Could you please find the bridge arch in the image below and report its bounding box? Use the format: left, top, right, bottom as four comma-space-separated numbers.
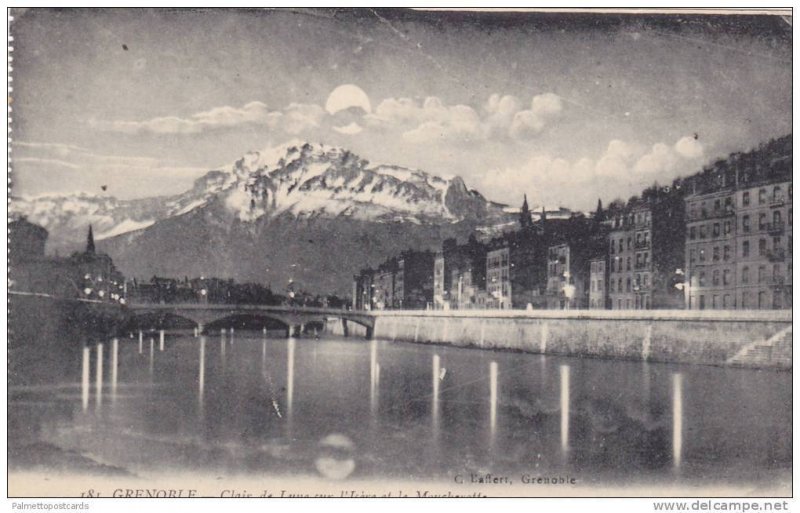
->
202, 313, 293, 332
125, 311, 199, 331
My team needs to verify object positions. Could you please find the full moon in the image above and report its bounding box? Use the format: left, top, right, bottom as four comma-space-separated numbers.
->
325, 84, 372, 115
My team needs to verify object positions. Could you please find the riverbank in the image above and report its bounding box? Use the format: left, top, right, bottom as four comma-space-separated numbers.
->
329, 310, 792, 370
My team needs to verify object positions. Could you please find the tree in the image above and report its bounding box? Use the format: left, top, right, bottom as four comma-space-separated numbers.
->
86, 225, 96, 254
594, 198, 604, 222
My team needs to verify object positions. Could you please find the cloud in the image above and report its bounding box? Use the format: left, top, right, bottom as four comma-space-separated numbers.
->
89, 88, 564, 144
12, 140, 212, 199
674, 136, 704, 159
368, 92, 562, 144
279, 103, 326, 134
13, 157, 80, 169
91, 101, 324, 136
509, 93, 564, 139
481, 135, 705, 209
634, 137, 704, 175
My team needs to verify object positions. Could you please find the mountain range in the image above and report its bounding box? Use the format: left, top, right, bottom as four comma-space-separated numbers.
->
11, 141, 564, 294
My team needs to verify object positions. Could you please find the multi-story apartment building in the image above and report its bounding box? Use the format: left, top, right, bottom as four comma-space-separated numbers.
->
372, 260, 396, 310
434, 236, 487, 309
393, 250, 435, 310
589, 257, 608, 309
486, 244, 511, 309
545, 243, 589, 309
354, 250, 435, 310
544, 215, 605, 309
684, 136, 792, 309
352, 268, 374, 310
608, 188, 685, 310
433, 252, 446, 307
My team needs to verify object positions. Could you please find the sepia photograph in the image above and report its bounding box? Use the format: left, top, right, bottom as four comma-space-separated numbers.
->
6, 7, 793, 503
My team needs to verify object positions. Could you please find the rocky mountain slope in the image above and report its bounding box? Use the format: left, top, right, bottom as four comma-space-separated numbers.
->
10, 141, 529, 294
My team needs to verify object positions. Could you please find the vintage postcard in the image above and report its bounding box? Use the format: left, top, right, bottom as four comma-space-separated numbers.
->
6, 7, 792, 504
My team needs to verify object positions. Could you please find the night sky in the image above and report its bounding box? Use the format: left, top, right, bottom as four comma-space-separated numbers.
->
10, 8, 792, 210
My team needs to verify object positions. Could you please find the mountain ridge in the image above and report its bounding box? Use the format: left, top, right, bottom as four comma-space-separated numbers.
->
10, 141, 570, 293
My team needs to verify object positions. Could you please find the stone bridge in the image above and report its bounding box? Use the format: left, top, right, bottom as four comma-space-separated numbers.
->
127, 303, 375, 338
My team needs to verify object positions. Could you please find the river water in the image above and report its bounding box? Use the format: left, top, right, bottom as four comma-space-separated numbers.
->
8, 331, 791, 496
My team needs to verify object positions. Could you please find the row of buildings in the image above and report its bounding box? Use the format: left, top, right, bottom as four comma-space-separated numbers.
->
353, 135, 792, 311
9, 220, 127, 303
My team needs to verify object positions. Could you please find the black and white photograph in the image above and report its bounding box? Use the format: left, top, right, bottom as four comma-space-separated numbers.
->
6, 7, 793, 503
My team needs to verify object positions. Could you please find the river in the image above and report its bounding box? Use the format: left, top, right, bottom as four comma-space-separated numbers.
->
8, 330, 791, 497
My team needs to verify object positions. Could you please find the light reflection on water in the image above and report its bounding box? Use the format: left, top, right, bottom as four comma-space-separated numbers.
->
9, 332, 792, 486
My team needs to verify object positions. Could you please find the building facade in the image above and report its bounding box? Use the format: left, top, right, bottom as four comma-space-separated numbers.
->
608, 189, 685, 310
684, 139, 792, 310
486, 244, 511, 309
589, 257, 608, 309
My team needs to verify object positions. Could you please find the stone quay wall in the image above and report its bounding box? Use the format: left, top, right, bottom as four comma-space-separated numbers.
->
329, 310, 792, 370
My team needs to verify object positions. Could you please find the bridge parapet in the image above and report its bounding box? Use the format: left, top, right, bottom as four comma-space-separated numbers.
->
127, 303, 375, 336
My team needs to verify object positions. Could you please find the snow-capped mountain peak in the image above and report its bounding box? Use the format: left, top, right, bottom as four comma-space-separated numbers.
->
10, 141, 508, 252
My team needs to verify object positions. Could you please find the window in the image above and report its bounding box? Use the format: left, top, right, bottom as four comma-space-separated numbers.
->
643, 274, 649, 286
759, 238, 767, 256
713, 246, 720, 262
598, 279, 603, 291
627, 237, 632, 250
723, 245, 731, 261
713, 223, 720, 237
773, 236, 781, 250
610, 240, 615, 254
742, 191, 750, 206
724, 220, 731, 235
619, 239, 623, 253
699, 272, 706, 286
689, 249, 696, 264
773, 264, 782, 282
723, 295, 731, 308
741, 266, 749, 284
636, 253, 642, 266
773, 210, 782, 226
723, 269, 731, 286
714, 199, 721, 212
741, 291, 749, 308
689, 226, 696, 240
773, 185, 782, 201
618, 278, 622, 292
699, 225, 707, 239
626, 278, 631, 292
758, 265, 766, 284
742, 240, 750, 258
626, 257, 631, 271
742, 215, 750, 233
712, 270, 720, 286
759, 213, 767, 230
759, 188, 767, 205
699, 248, 706, 262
